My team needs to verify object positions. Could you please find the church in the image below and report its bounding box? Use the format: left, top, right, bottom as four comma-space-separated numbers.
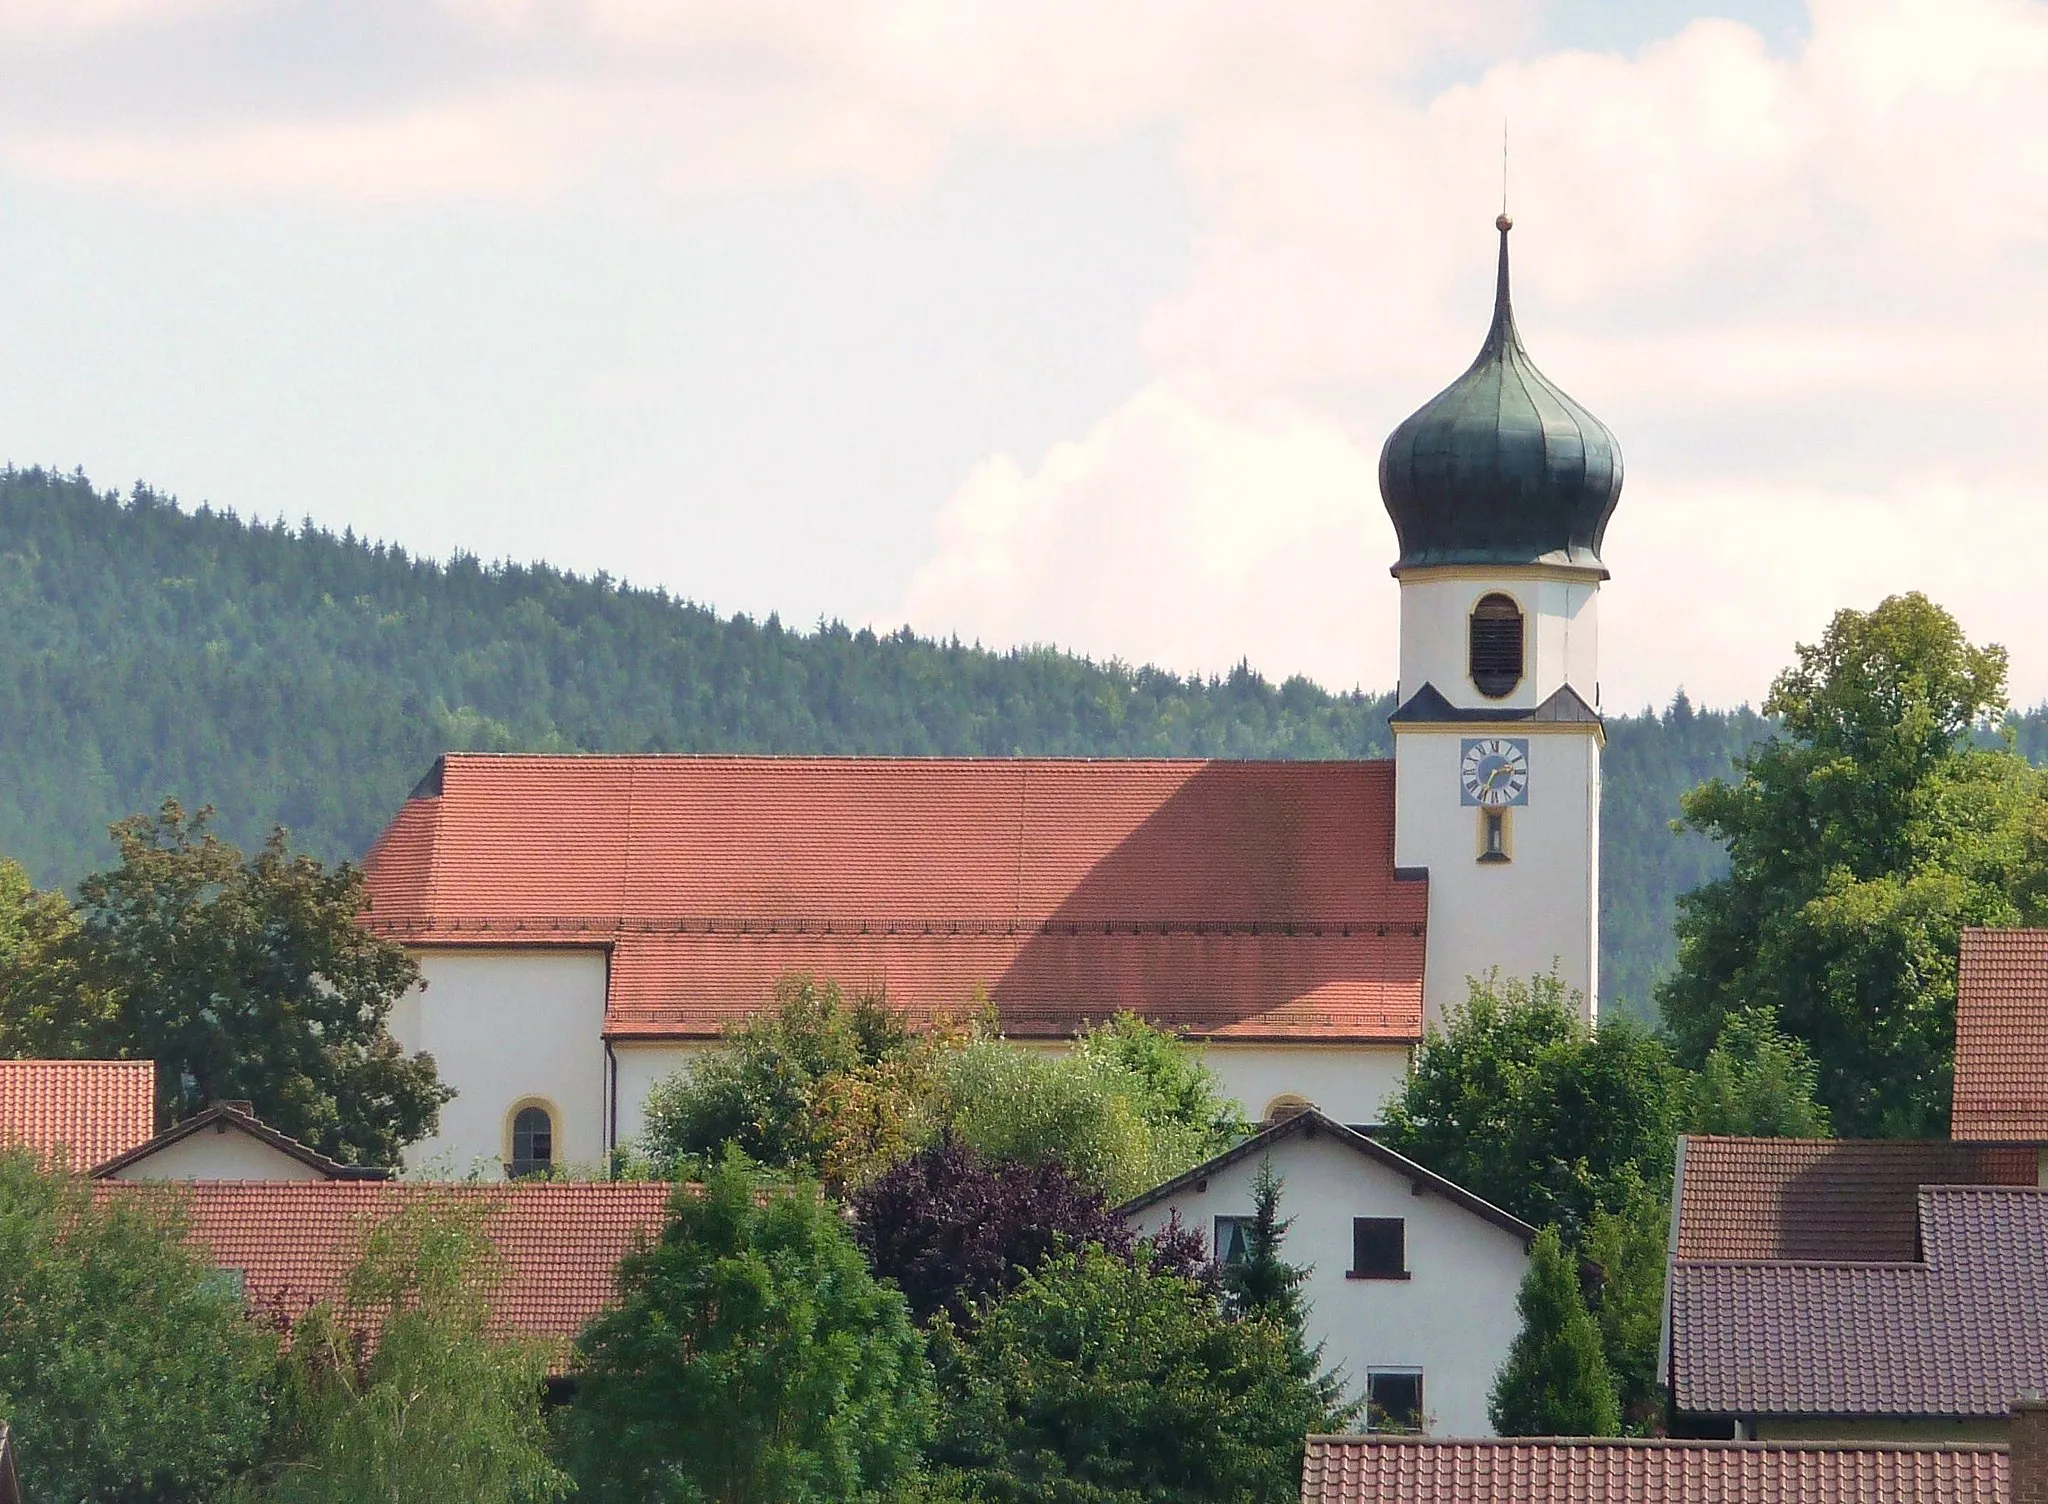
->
361, 216, 1623, 1178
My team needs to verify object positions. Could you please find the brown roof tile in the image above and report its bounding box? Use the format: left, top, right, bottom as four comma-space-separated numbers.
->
99, 1180, 672, 1362
1672, 1186, 2048, 1419
0, 1060, 156, 1169
1674, 1135, 2034, 1262
1953, 928, 2048, 1141
362, 755, 1428, 1043
1299, 1436, 2008, 1504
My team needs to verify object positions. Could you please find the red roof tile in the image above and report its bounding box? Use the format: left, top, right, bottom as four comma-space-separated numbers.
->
0, 1060, 156, 1169
100, 1180, 672, 1360
1672, 1187, 2048, 1419
1300, 1436, 2008, 1504
363, 755, 1427, 1043
1953, 929, 2048, 1141
1673, 1136, 2035, 1263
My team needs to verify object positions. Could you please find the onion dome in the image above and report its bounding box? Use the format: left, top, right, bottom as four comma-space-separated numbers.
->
1378, 216, 1622, 573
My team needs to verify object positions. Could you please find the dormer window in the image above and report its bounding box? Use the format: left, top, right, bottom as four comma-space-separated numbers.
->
1469, 594, 1524, 698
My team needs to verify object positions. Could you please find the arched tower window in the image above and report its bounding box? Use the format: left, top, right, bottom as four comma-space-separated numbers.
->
509, 1104, 554, 1178
1468, 593, 1524, 698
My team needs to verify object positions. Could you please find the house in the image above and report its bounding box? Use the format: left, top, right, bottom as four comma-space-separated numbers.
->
1117, 1108, 1537, 1437
90, 1100, 392, 1182
0, 1059, 155, 1170
359, 217, 1623, 1174
1664, 929, 2048, 1443
98, 1180, 673, 1364
1299, 1433, 2012, 1504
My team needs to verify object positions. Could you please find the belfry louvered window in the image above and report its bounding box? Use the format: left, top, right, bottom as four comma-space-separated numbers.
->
1468, 594, 1524, 698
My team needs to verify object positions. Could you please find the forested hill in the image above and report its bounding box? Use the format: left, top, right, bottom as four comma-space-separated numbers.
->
5, 468, 2041, 1017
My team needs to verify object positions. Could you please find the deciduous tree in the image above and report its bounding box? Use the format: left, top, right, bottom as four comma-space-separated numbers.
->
69, 802, 448, 1165
1688, 1006, 1832, 1138
563, 1150, 936, 1503
1659, 594, 2047, 1135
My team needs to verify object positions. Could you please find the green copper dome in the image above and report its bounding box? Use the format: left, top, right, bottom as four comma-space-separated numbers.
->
1378, 218, 1622, 573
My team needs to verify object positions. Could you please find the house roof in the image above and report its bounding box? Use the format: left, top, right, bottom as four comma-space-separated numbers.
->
90, 1101, 393, 1181
1299, 1436, 2008, 1504
1671, 1186, 2048, 1419
1953, 928, 2048, 1141
362, 754, 1428, 1044
1672, 1135, 2035, 1263
1115, 1108, 1538, 1247
0, 1059, 156, 1170
100, 1180, 672, 1361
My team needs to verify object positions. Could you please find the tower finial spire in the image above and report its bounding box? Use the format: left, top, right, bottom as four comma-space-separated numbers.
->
1501, 119, 1509, 221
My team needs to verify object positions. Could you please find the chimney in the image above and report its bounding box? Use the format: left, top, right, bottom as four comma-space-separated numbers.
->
2012, 1396, 2048, 1504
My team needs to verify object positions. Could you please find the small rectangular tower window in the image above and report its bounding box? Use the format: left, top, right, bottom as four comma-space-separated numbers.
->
1479, 809, 1510, 863
1350, 1217, 1407, 1279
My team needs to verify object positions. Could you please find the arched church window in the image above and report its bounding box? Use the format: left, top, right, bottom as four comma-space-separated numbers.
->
509, 1104, 554, 1178
1262, 1093, 1315, 1126
1468, 594, 1524, 698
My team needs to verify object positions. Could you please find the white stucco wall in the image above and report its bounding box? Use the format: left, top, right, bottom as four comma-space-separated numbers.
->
393, 949, 610, 1177
1396, 570, 1600, 712
611, 1040, 709, 1150
1124, 1125, 1531, 1437
1394, 727, 1600, 1024
1199, 1044, 1411, 1127
106, 1128, 330, 1181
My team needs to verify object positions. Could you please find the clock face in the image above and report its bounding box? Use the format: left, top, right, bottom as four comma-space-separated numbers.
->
1460, 737, 1530, 807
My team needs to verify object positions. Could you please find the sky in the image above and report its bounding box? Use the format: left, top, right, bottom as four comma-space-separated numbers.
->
0, 0, 2042, 713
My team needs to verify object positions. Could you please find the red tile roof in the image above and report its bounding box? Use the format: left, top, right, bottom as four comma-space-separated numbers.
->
1673, 1136, 2035, 1263
101, 1180, 672, 1359
1671, 1187, 2048, 1419
1300, 1436, 2008, 1504
0, 1059, 156, 1169
362, 755, 1427, 1043
1953, 929, 2048, 1141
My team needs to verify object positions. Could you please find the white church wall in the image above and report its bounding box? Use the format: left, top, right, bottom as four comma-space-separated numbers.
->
105, 1129, 330, 1182
1396, 569, 1599, 710
395, 949, 609, 1177
1394, 728, 1600, 1024
610, 1040, 709, 1151
1199, 1043, 1411, 1127
1123, 1125, 1531, 1437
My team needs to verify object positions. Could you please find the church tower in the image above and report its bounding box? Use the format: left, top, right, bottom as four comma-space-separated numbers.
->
1379, 216, 1622, 1025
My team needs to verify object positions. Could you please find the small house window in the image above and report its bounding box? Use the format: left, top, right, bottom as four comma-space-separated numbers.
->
1351, 1217, 1407, 1279
1215, 1216, 1255, 1266
1262, 1093, 1315, 1126
1367, 1370, 1425, 1432
1469, 594, 1524, 698
510, 1105, 554, 1178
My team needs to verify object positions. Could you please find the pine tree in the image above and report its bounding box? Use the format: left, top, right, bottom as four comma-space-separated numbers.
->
1489, 1226, 1621, 1437
1223, 1161, 1354, 1422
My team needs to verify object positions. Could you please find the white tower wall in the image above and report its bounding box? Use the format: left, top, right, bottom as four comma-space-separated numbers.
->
1391, 567, 1603, 1028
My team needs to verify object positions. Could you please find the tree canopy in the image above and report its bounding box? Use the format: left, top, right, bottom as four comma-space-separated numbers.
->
563, 1151, 936, 1503
1659, 593, 2048, 1135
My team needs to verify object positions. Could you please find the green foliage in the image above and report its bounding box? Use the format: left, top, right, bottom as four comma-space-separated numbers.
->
0, 469, 1392, 894
643, 991, 1245, 1202
1689, 1006, 1832, 1137
1582, 1173, 1670, 1433
639, 975, 947, 1190
240, 1200, 568, 1504
1221, 1162, 1350, 1421
0, 856, 111, 1058
62, 801, 449, 1165
931, 1244, 1344, 1504
1659, 594, 2048, 1135
1378, 972, 1689, 1242
563, 1149, 936, 1503
1488, 1227, 1620, 1438
0, 1149, 277, 1502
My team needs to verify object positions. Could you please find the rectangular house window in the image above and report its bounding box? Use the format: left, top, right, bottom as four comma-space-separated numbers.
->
1214, 1216, 1254, 1267
1367, 1370, 1424, 1433
1351, 1217, 1407, 1279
